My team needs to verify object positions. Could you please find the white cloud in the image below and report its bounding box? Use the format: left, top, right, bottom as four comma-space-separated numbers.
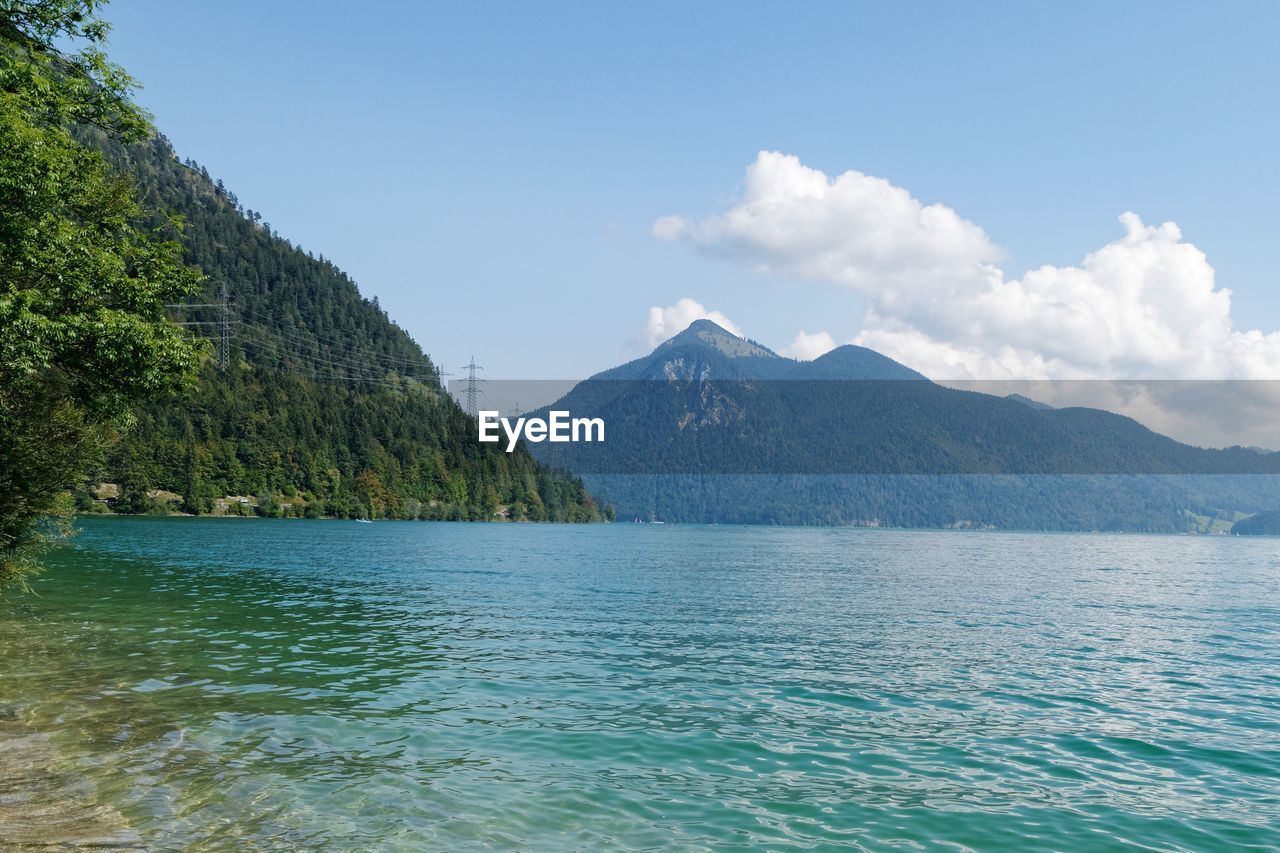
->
654, 152, 1001, 293
780, 329, 838, 361
655, 151, 1280, 382
644, 298, 742, 347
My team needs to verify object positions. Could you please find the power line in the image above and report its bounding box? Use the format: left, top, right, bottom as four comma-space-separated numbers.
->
236, 307, 440, 374
167, 295, 458, 390
235, 325, 441, 386
243, 322, 440, 377
237, 325, 441, 382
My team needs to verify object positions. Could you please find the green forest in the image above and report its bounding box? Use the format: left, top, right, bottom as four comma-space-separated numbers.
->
75, 129, 605, 523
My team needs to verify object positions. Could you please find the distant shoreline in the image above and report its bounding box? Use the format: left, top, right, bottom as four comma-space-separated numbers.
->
67, 514, 1280, 537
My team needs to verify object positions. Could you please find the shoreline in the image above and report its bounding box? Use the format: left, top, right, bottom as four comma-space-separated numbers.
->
69, 513, 1276, 537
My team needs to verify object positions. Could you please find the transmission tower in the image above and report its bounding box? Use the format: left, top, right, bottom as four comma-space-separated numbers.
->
428, 355, 452, 388
218, 283, 231, 368
166, 283, 234, 369
459, 356, 484, 416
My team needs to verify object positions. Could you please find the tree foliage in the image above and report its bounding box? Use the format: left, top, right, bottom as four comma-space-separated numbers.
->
0, 0, 202, 587
0, 3, 602, 586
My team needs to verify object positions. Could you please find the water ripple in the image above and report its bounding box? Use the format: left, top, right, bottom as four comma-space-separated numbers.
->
2, 518, 1279, 849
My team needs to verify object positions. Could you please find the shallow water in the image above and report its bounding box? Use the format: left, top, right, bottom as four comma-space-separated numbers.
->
3, 517, 1279, 849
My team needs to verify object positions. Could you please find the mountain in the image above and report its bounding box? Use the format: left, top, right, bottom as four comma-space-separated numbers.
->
74, 128, 603, 522
598, 319, 924, 381
527, 321, 1280, 530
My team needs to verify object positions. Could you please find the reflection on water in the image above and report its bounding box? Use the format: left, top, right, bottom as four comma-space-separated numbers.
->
3, 518, 1280, 849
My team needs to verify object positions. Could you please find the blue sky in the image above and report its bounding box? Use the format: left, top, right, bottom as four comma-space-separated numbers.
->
105, 1, 1278, 378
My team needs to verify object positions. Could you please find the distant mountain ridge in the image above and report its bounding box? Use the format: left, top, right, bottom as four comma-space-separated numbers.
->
528, 321, 1280, 530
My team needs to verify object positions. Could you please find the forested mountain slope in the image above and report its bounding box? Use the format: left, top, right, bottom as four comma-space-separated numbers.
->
529, 321, 1280, 530
77, 129, 601, 521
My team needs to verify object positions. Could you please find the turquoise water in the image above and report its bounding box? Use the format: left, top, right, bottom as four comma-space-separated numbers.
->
3, 517, 1280, 849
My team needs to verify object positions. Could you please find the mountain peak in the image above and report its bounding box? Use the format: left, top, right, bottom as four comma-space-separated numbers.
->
595, 318, 926, 381
659, 319, 776, 359
684, 318, 732, 335
807, 344, 927, 381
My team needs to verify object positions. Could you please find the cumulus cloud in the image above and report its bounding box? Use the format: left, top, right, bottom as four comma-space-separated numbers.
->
653, 152, 1001, 292
655, 151, 1280, 382
645, 298, 742, 347
780, 329, 838, 361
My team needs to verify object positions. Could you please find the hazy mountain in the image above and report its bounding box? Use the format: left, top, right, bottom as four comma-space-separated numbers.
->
528, 321, 1280, 530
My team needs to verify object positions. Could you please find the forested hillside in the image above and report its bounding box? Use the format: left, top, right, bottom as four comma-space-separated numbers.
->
76, 129, 602, 522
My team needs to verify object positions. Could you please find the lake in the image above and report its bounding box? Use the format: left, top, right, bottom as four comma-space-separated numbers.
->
3, 517, 1279, 849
